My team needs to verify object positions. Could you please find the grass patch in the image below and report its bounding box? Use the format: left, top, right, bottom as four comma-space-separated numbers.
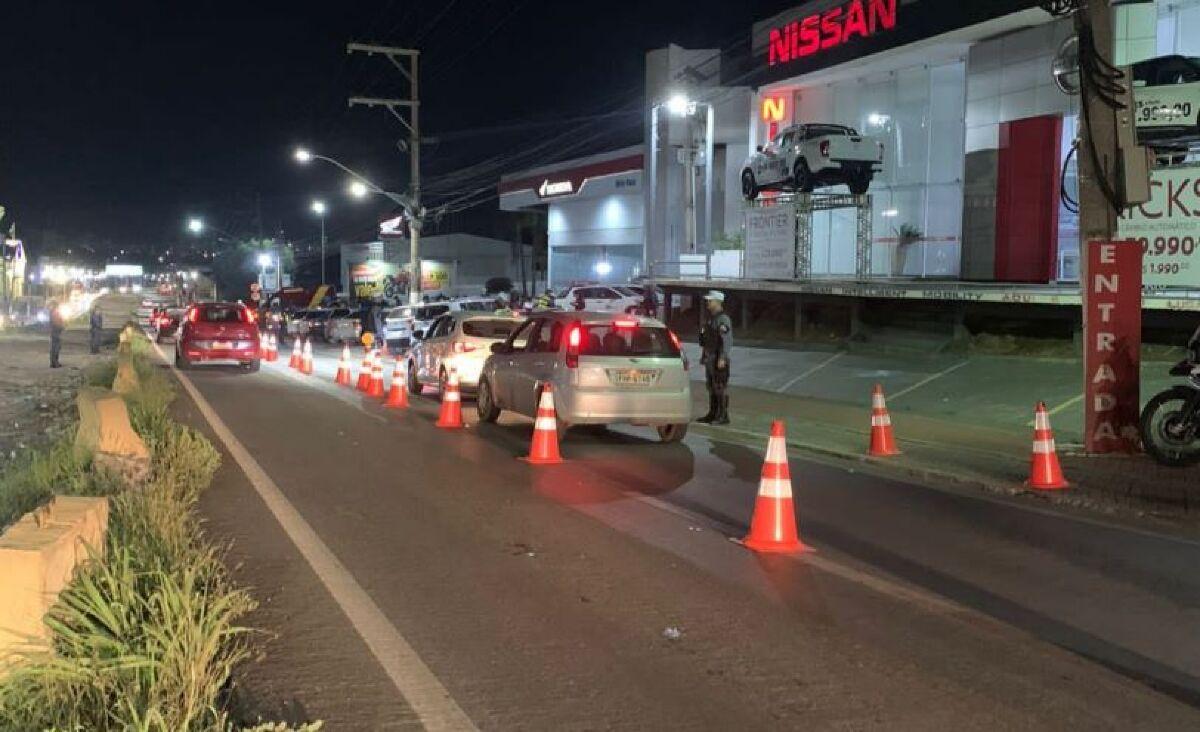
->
0, 345, 320, 730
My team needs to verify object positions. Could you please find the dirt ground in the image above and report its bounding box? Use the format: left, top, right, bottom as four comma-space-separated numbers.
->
0, 295, 136, 463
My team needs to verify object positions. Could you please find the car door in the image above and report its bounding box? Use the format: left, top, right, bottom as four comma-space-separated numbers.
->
514, 318, 562, 416
759, 131, 789, 184
426, 315, 456, 381
492, 319, 537, 408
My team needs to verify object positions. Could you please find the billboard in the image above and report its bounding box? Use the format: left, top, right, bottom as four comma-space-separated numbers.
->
421, 260, 453, 293
349, 260, 399, 299
1118, 165, 1200, 288
744, 207, 796, 279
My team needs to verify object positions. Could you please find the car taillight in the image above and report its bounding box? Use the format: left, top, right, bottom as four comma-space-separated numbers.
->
668, 329, 688, 371
612, 319, 638, 329
819, 140, 830, 158
453, 342, 476, 354
242, 307, 255, 324
566, 324, 581, 369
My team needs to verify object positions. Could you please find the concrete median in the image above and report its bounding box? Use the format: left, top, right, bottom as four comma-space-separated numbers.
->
75, 386, 150, 488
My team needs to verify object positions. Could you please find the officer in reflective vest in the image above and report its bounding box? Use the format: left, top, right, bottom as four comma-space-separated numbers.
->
697, 290, 732, 425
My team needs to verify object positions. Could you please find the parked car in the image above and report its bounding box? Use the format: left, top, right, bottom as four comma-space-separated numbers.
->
553, 286, 641, 313
153, 308, 186, 342
741, 123, 883, 199
285, 309, 313, 336
406, 312, 524, 394
300, 308, 333, 338
176, 302, 261, 371
322, 307, 362, 344
384, 298, 500, 349
477, 312, 691, 442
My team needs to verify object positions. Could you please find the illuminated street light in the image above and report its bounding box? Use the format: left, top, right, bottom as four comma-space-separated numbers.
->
348, 180, 370, 198
667, 93, 693, 117
294, 147, 314, 163
187, 218, 204, 234
257, 252, 273, 269
311, 200, 327, 215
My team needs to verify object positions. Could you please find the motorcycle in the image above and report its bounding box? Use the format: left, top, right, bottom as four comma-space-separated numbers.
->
1139, 327, 1200, 467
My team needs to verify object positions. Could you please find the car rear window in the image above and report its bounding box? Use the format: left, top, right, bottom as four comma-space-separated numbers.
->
458, 301, 493, 312
418, 306, 450, 319
198, 306, 244, 323
579, 325, 679, 357
462, 318, 518, 338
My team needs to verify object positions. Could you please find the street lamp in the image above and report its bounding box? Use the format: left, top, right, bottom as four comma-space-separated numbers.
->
310, 199, 328, 286
187, 218, 204, 234
293, 146, 423, 304
649, 93, 715, 258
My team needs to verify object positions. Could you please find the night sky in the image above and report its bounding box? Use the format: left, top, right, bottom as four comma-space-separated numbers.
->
1, 0, 787, 263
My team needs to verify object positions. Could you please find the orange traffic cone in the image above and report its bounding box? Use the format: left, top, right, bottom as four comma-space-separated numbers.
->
265, 334, 277, 362
384, 359, 409, 409
288, 337, 302, 369
743, 421, 810, 554
335, 345, 352, 386
435, 368, 464, 429
1027, 402, 1069, 490
300, 339, 314, 375
367, 350, 385, 398
868, 384, 900, 457
520, 384, 563, 465
356, 349, 372, 392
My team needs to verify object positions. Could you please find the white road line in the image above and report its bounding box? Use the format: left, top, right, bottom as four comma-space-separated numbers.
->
152, 344, 476, 731
888, 360, 970, 401
776, 352, 844, 393
1026, 393, 1083, 427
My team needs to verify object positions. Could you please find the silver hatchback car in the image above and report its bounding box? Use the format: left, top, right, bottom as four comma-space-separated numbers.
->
477, 311, 692, 442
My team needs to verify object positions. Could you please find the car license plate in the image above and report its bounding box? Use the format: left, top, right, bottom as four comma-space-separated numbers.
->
608, 369, 657, 387
213, 341, 232, 350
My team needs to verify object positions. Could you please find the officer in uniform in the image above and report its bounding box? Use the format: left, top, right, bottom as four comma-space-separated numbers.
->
697, 290, 732, 425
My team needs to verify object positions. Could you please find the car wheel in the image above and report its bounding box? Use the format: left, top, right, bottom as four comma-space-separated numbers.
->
793, 161, 814, 193
244, 360, 261, 373
656, 423, 689, 443
407, 362, 423, 395
848, 173, 871, 195
741, 170, 759, 201
477, 378, 501, 423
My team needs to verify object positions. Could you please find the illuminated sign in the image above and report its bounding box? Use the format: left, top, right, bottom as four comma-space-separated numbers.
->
379, 214, 408, 238
538, 179, 575, 198
767, 0, 897, 66
761, 95, 788, 123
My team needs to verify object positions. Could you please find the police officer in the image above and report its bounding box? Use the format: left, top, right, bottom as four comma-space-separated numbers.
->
48, 301, 65, 368
89, 304, 103, 355
535, 288, 555, 310
697, 290, 732, 425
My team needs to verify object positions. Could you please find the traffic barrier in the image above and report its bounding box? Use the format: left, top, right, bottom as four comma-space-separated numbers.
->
743, 421, 810, 554
300, 339, 314, 375
335, 345, 352, 386
867, 384, 901, 457
520, 384, 563, 465
384, 359, 410, 409
356, 349, 372, 392
435, 368, 464, 429
367, 350, 385, 398
1027, 402, 1069, 490
288, 337, 302, 369
264, 334, 277, 362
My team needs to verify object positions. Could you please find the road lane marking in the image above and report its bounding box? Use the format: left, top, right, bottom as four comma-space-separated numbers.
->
888, 360, 970, 401
1026, 393, 1083, 427
152, 343, 476, 731
776, 352, 844, 393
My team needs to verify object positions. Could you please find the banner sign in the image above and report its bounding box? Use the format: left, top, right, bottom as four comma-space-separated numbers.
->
1084, 240, 1143, 454
349, 260, 398, 299
744, 207, 796, 280
1118, 165, 1200, 288
420, 260, 452, 293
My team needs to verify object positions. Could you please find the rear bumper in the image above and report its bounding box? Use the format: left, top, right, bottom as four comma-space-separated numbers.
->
558, 387, 692, 425
183, 346, 260, 362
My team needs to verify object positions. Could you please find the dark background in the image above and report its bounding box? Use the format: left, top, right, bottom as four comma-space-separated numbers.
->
1, 0, 788, 264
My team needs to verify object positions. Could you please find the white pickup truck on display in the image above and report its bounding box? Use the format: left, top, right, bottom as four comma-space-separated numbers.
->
741, 123, 884, 200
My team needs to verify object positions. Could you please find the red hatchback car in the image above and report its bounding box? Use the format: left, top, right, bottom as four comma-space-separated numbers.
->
175, 302, 261, 372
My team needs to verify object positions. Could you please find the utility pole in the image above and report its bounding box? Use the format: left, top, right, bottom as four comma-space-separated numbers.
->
347, 42, 423, 304
1075, 1, 1120, 248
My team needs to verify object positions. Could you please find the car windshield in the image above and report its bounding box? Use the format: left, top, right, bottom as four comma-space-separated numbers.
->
579, 324, 679, 357
307, 311, 332, 320
461, 318, 519, 339
198, 306, 244, 323
418, 306, 450, 319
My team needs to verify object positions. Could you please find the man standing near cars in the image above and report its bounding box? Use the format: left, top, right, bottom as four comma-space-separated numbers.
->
697, 291, 732, 425
89, 303, 103, 354
48, 301, 65, 368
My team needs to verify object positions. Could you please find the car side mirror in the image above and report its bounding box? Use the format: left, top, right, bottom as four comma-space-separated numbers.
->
491, 342, 510, 355
756, 145, 763, 153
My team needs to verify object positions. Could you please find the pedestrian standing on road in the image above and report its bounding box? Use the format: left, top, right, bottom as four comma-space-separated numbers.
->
48, 301, 65, 368
697, 290, 732, 425
89, 304, 103, 354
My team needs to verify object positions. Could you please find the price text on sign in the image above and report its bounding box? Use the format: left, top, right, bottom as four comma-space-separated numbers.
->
1118, 166, 1200, 287
1084, 241, 1143, 454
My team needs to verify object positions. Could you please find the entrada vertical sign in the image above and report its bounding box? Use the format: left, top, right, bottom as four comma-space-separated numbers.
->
1085, 240, 1143, 453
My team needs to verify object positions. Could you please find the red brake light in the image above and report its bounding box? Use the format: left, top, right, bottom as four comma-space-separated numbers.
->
819, 140, 830, 158
242, 307, 256, 324
187, 308, 198, 324
612, 319, 638, 329
566, 324, 582, 368
669, 329, 689, 371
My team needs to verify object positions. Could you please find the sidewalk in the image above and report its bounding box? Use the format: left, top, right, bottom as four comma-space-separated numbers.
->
689, 362, 1200, 522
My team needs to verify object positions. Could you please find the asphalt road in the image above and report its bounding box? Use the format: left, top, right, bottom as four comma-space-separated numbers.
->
163, 340, 1200, 730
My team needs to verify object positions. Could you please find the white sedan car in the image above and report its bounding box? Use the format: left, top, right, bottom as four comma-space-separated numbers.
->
407, 311, 524, 394
554, 285, 641, 313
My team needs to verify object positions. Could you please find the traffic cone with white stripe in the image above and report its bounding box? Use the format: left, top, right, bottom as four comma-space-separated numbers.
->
367, 350, 385, 398
520, 384, 563, 465
356, 349, 372, 392
1027, 402, 1069, 490
300, 339, 314, 375
288, 337, 302, 369
335, 345, 352, 386
868, 384, 901, 457
384, 359, 409, 409
435, 368, 464, 429
266, 334, 278, 362
743, 421, 809, 554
